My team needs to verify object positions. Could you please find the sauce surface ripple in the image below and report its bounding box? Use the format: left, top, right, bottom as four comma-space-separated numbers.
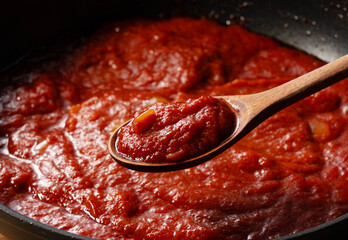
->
0, 18, 347, 240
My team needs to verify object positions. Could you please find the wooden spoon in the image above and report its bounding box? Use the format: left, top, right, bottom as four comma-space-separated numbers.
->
108, 54, 348, 172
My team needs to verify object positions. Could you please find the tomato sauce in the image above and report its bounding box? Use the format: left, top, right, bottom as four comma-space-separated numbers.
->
0, 18, 347, 240
116, 96, 236, 163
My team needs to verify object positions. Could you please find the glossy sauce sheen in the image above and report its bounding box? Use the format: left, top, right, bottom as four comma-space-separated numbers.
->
0, 18, 347, 240
116, 96, 236, 163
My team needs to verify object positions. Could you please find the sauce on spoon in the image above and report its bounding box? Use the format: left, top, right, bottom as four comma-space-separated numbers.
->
115, 96, 236, 163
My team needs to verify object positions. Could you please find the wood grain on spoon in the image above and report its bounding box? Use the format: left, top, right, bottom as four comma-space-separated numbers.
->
108, 53, 348, 172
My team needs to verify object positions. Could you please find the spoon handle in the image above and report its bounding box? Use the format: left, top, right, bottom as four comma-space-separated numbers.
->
243, 54, 348, 119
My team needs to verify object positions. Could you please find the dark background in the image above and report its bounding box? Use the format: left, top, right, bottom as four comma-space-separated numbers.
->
1, 0, 348, 71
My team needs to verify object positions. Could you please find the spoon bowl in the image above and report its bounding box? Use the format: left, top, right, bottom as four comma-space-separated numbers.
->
108, 54, 348, 172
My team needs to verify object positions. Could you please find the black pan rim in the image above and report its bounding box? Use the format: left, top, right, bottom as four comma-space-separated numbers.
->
1, 202, 347, 240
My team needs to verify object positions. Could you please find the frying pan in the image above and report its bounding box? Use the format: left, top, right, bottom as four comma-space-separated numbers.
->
0, 0, 347, 239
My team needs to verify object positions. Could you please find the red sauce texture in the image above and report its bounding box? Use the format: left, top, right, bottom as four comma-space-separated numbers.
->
116, 96, 235, 163
0, 18, 347, 240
